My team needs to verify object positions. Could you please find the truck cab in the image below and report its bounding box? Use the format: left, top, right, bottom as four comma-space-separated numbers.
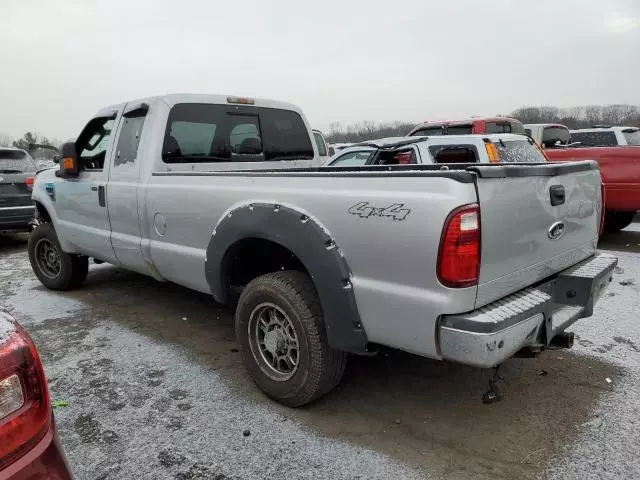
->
408, 116, 526, 136
570, 126, 640, 147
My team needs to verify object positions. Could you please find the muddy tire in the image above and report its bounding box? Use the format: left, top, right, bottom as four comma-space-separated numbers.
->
604, 211, 634, 233
28, 223, 89, 290
235, 271, 347, 407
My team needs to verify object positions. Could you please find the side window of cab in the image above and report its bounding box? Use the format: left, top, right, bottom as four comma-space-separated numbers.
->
75, 118, 115, 171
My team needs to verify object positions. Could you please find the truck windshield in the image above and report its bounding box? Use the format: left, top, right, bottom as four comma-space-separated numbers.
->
0, 149, 37, 173
494, 139, 547, 163
622, 129, 640, 146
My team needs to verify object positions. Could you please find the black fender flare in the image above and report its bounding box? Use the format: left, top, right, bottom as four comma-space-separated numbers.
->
205, 202, 368, 353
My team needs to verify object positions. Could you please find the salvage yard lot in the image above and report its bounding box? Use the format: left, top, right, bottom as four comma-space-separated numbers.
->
1, 227, 639, 480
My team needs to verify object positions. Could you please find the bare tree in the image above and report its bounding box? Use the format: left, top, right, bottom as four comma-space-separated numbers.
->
512, 104, 640, 129
0, 133, 12, 147
327, 104, 640, 144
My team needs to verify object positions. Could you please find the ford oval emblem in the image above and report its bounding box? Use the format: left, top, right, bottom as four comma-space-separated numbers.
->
548, 221, 566, 240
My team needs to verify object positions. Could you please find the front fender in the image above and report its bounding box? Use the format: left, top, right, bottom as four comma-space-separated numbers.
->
32, 173, 74, 252
205, 202, 368, 353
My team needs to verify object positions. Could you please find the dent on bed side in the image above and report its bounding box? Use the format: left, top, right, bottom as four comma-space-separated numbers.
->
204, 201, 369, 353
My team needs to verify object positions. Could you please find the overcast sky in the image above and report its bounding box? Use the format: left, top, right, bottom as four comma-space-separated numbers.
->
1, 0, 638, 140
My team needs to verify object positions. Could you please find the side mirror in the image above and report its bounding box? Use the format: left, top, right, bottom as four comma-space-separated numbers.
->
55, 141, 79, 178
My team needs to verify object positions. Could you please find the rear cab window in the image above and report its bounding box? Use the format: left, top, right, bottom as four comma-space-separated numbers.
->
428, 144, 479, 163
622, 129, 640, 146
410, 124, 473, 136
0, 149, 37, 173
493, 138, 547, 163
485, 121, 526, 134
541, 126, 571, 148
445, 125, 473, 135
570, 131, 618, 147
411, 126, 444, 136
485, 123, 511, 134
162, 103, 313, 163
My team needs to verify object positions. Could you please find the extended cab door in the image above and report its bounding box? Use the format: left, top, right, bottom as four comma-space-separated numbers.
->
106, 102, 149, 274
54, 107, 123, 262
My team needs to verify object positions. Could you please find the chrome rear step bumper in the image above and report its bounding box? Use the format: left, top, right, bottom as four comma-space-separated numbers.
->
439, 252, 617, 368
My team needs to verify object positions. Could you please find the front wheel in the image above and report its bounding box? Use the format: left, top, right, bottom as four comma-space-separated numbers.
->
28, 223, 89, 290
235, 271, 347, 407
604, 211, 635, 233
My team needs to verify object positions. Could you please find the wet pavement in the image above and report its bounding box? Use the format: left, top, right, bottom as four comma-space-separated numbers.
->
0, 226, 639, 480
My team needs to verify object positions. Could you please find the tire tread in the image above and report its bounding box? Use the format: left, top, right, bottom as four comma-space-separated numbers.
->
236, 271, 347, 407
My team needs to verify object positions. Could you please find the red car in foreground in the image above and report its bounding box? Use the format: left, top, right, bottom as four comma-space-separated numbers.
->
0, 311, 72, 480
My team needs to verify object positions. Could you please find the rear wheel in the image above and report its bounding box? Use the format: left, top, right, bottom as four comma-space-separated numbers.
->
604, 211, 635, 233
235, 271, 347, 407
28, 223, 89, 290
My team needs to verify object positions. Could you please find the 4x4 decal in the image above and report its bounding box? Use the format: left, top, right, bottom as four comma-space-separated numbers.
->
348, 201, 411, 221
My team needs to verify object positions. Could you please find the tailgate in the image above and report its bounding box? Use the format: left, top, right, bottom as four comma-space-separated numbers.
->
0, 173, 33, 208
471, 161, 601, 308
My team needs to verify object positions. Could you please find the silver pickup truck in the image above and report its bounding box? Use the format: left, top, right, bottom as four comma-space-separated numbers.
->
28, 94, 617, 406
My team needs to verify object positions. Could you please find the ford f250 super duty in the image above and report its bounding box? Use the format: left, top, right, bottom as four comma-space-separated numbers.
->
28, 94, 617, 406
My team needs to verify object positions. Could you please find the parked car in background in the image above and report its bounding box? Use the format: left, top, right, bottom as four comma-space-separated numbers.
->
524, 123, 640, 232
327, 142, 354, 156
312, 129, 330, 164
327, 134, 548, 166
0, 148, 37, 232
0, 310, 73, 479
29, 144, 61, 171
326, 145, 377, 166
28, 93, 615, 408
570, 126, 640, 147
408, 116, 526, 136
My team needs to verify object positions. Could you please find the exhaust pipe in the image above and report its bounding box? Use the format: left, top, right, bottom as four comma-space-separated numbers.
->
550, 331, 574, 349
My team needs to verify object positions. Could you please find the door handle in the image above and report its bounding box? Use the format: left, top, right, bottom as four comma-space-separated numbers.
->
98, 186, 106, 207
90, 186, 98, 191
549, 185, 565, 206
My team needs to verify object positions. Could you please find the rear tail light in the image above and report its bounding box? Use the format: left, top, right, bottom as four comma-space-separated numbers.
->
437, 204, 481, 288
24, 176, 35, 191
484, 143, 500, 163
0, 315, 51, 470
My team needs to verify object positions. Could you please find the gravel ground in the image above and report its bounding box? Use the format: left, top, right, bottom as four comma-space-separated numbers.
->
0, 225, 639, 480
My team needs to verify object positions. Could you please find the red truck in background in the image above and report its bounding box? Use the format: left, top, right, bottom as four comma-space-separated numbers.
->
408, 118, 639, 233
408, 116, 526, 136
524, 124, 640, 233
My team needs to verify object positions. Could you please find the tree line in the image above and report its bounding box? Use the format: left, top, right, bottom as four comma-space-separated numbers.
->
3, 104, 639, 148
0, 132, 61, 151
325, 104, 640, 143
